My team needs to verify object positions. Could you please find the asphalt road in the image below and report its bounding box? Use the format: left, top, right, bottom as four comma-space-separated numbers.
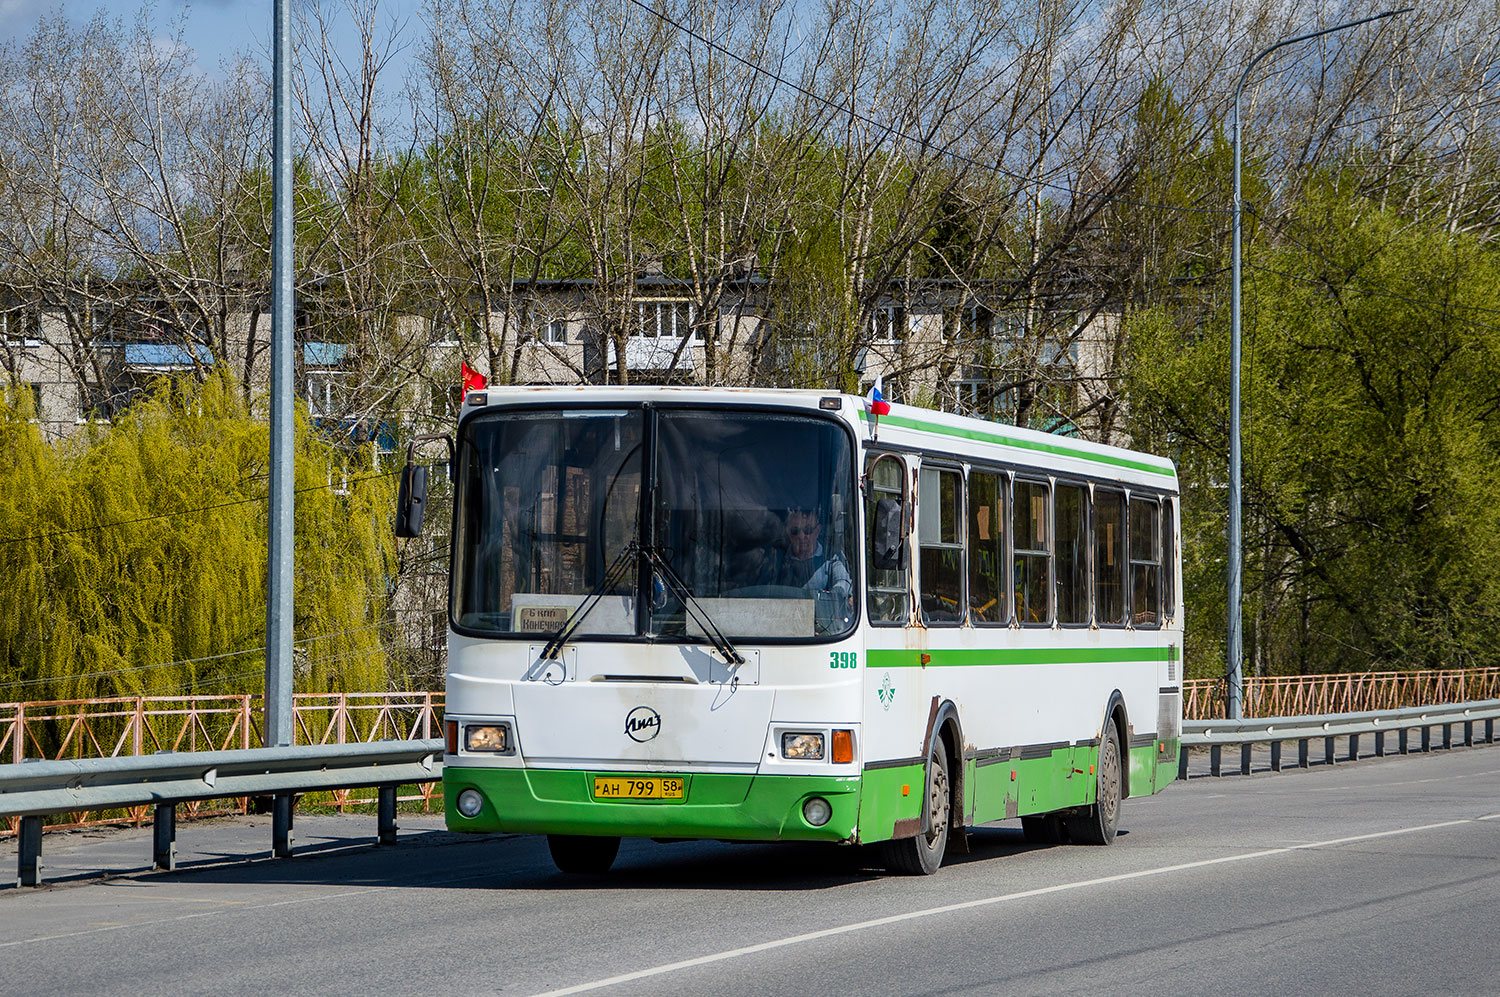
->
2, 744, 1498, 996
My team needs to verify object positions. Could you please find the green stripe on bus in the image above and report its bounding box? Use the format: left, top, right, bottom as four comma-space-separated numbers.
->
867, 647, 1176, 668
878, 412, 1177, 479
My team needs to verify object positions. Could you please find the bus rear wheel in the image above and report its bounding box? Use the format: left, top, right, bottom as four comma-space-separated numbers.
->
1066, 723, 1122, 845
547, 834, 621, 874
881, 746, 950, 875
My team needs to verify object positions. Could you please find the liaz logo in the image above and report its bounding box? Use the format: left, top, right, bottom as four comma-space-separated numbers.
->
878, 673, 895, 711
624, 706, 662, 742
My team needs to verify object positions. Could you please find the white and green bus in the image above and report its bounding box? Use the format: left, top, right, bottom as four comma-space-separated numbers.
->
397, 387, 1183, 875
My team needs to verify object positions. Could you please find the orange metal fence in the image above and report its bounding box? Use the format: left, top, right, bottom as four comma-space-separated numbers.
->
9, 670, 1500, 835
1183, 668, 1500, 719
1, 692, 444, 836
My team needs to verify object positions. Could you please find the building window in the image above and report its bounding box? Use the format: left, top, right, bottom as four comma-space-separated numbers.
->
5, 382, 42, 419
1, 308, 40, 347
537, 318, 569, 345
635, 300, 698, 340
869, 306, 906, 345
943, 304, 993, 343
306, 371, 353, 420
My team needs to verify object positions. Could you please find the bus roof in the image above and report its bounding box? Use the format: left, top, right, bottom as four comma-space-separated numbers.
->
460, 385, 1178, 491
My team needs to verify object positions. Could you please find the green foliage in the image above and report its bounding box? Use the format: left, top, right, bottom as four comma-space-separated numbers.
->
0, 372, 397, 703
1127, 188, 1500, 676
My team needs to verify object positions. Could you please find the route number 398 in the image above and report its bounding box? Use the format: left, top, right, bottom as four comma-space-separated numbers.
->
829, 651, 858, 669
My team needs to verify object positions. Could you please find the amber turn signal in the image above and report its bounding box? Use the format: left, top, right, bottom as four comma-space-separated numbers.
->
831, 729, 854, 764
445, 719, 458, 756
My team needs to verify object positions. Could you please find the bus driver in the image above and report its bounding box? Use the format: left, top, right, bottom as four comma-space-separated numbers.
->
762, 506, 853, 609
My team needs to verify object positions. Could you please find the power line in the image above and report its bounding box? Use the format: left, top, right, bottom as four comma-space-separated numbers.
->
1245, 203, 1500, 325
1243, 260, 1500, 336
0, 619, 404, 695
621, 0, 1229, 218
0, 468, 399, 548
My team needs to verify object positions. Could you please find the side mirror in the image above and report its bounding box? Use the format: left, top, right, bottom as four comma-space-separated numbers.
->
872, 496, 904, 571
395, 462, 429, 538
395, 432, 455, 538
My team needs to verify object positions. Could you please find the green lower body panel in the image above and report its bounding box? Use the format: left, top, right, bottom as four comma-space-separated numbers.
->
855, 763, 926, 842
445, 766, 861, 842
1137, 737, 1182, 795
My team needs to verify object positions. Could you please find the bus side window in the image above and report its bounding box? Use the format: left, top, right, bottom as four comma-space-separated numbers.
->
1094, 487, 1126, 626
1130, 496, 1162, 627
968, 470, 1006, 624
865, 455, 909, 624
1055, 481, 1089, 625
918, 465, 964, 625
1013, 477, 1051, 625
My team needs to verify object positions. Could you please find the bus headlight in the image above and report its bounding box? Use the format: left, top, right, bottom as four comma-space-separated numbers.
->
456, 789, 484, 818
803, 797, 832, 826
781, 732, 825, 759
465, 723, 510, 753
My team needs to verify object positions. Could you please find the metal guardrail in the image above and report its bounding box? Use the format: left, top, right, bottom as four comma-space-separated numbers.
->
0, 739, 443, 887
1180, 699, 1500, 778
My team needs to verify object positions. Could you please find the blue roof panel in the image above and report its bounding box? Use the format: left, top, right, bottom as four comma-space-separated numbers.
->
123, 343, 213, 369
304, 342, 349, 367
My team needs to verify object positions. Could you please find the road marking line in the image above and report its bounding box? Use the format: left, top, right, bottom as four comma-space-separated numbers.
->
532, 816, 1487, 997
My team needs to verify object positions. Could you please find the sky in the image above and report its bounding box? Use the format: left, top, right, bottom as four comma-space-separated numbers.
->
0, 1, 426, 81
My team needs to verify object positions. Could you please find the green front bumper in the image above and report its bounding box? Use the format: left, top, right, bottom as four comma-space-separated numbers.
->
444, 766, 862, 842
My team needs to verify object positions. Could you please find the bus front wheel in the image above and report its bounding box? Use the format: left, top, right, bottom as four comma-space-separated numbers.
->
1066, 724, 1122, 845
881, 746, 950, 875
547, 834, 621, 874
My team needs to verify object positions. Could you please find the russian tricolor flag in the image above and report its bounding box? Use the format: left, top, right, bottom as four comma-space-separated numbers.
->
866, 376, 891, 416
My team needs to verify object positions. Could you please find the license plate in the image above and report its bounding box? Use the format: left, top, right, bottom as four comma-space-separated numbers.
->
592, 776, 685, 800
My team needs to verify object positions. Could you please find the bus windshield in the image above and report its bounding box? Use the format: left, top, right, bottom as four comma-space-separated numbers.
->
453, 406, 858, 640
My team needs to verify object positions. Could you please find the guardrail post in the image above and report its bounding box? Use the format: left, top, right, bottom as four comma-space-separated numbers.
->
18, 815, 42, 887
378, 785, 398, 845
153, 803, 177, 871
1464, 721, 1474, 747
1298, 738, 1309, 767
1487, 718, 1495, 744
1347, 734, 1359, 761
1399, 729, 1409, 754
1178, 746, 1189, 780
1240, 743, 1252, 775
1210, 745, 1222, 777
272, 792, 294, 858
1324, 736, 1336, 765
1374, 731, 1386, 756
1443, 723, 1452, 750
1421, 726, 1431, 752
1270, 741, 1282, 771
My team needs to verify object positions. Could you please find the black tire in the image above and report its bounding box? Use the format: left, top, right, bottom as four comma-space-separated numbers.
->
1066, 722, 1122, 845
1021, 813, 1065, 844
547, 834, 621, 874
880, 745, 950, 875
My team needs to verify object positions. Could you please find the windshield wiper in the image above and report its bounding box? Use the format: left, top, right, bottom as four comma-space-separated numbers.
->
540, 541, 639, 660
642, 545, 746, 667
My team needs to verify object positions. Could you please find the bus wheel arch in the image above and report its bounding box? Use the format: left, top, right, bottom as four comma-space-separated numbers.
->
1102, 691, 1130, 799
925, 698, 965, 834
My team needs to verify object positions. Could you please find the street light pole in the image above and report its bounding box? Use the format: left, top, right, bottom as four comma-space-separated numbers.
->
1228, 8, 1409, 719
267, 0, 294, 749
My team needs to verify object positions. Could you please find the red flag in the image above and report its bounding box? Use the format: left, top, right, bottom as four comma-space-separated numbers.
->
461, 361, 487, 396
